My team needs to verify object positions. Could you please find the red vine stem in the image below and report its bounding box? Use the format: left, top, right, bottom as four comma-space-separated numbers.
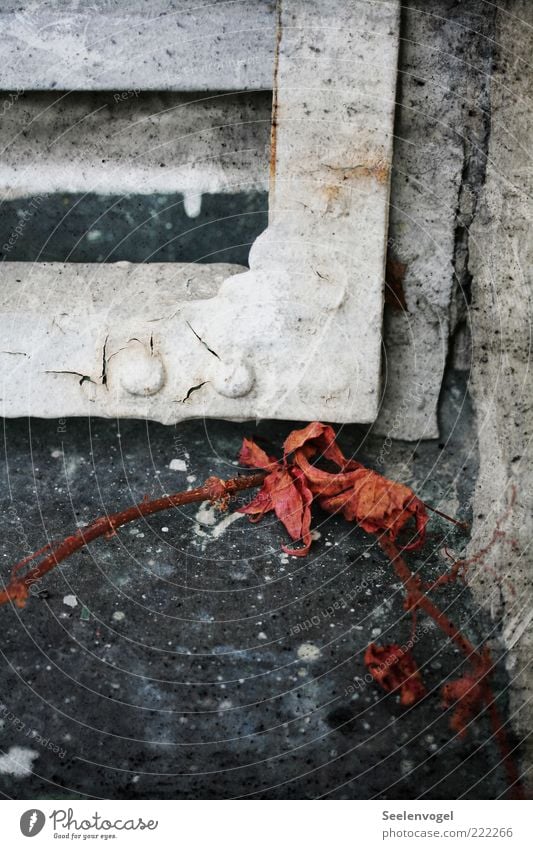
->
380, 536, 478, 661
379, 535, 522, 798
0, 473, 266, 608
424, 502, 470, 532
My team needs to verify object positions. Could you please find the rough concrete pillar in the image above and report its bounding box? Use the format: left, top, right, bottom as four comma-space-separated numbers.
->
468, 0, 533, 793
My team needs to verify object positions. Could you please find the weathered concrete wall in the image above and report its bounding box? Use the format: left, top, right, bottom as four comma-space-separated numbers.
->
375, 0, 495, 439
468, 0, 532, 793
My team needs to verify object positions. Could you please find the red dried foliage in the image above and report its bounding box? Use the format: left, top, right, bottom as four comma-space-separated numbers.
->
0, 422, 522, 797
238, 421, 427, 555
236, 437, 314, 556
378, 536, 522, 797
237, 424, 520, 797
364, 643, 427, 706
439, 647, 505, 742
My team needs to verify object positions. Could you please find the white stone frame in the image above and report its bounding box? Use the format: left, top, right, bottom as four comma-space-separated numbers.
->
0, 0, 400, 424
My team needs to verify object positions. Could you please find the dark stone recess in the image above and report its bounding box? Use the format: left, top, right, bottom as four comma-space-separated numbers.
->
0, 191, 268, 266
0, 371, 517, 799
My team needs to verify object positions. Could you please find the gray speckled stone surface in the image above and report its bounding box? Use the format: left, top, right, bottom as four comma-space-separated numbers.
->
0, 371, 519, 798
0, 0, 276, 92
375, 0, 495, 440
468, 0, 533, 799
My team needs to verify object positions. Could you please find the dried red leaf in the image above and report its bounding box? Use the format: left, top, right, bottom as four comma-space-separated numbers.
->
283, 421, 362, 471
238, 421, 428, 554
1, 422, 521, 797
318, 468, 428, 550
288, 425, 427, 549
364, 642, 427, 706
238, 437, 276, 471
238, 467, 313, 556
290, 450, 358, 497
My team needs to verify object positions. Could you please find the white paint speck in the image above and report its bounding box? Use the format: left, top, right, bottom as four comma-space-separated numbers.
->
161, 526, 169, 533
258, 631, 267, 640
169, 458, 187, 472
63, 594, 78, 608
195, 503, 217, 527
51, 449, 63, 459
212, 512, 243, 539
187, 475, 197, 483
112, 611, 125, 622
297, 643, 321, 662
0, 746, 38, 778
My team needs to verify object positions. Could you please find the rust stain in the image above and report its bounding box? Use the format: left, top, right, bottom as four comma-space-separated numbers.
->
325, 159, 390, 185
322, 184, 342, 205
269, 0, 282, 194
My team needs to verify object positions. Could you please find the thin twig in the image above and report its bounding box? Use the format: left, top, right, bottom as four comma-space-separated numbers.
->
424, 502, 470, 532
379, 535, 523, 799
0, 473, 266, 608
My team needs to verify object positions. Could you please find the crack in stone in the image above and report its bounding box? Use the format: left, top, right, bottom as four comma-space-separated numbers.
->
100, 334, 109, 387
451, 4, 495, 322
45, 370, 94, 386
179, 381, 208, 403
186, 321, 220, 360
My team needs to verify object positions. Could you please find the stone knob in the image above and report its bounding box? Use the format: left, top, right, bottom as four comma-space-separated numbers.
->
118, 347, 166, 396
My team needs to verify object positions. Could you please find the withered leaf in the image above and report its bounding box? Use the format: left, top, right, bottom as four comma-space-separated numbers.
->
364, 642, 427, 706
238, 421, 428, 554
